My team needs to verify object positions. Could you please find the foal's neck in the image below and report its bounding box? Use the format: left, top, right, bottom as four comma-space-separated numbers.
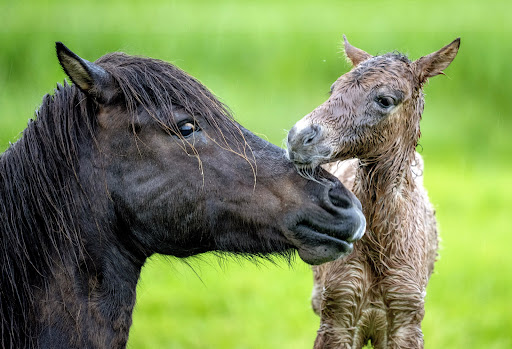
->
355, 143, 417, 211
351, 143, 420, 270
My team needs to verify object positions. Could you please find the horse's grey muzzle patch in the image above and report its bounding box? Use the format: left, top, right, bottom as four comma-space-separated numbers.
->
353, 209, 367, 241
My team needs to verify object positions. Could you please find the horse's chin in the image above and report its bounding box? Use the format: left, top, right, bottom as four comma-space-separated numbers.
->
295, 235, 354, 265
286, 223, 356, 265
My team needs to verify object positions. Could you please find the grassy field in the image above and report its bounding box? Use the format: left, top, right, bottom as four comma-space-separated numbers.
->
1, 0, 511, 348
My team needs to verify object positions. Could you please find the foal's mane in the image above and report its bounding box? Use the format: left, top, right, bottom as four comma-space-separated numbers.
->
0, 52, 250, 347
352, 52, 412, 81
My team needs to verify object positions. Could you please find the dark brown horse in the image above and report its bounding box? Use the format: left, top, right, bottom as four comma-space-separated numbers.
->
0, 43, 365, 348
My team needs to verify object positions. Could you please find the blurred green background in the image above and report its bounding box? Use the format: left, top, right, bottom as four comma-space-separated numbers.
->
1, 0, 510, 348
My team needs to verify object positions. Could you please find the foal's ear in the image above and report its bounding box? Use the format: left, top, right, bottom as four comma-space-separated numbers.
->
413, 38, 460, 84
343, 35, 373, 67
56, 42, 114, 103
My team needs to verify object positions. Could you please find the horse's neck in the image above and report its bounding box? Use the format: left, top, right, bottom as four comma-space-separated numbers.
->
37, 168, 145, 348
37, 237, 143, 348
1, 133, 144, 348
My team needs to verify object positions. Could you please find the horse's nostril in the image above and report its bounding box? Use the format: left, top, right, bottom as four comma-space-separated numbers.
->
328, 187, 352, 210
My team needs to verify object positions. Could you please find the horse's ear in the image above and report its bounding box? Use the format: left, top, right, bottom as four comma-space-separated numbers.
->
343, 35, 372, 67
413, 38, 460, 84
56, 42, 114, 102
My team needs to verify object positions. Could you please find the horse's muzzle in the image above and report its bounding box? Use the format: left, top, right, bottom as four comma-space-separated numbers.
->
286, 175, 366, 265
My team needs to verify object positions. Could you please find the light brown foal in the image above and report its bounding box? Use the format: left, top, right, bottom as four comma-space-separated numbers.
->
287, 36, 460, 348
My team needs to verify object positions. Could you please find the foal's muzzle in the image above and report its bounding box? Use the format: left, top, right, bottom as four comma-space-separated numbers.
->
287, 124, 331, 168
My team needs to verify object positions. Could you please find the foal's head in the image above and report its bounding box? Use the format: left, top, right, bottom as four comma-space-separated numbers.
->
287, 36, 460, 168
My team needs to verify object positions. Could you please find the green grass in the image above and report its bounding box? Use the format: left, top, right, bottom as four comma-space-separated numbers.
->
129, 256, 320, 349
1, 0, 511, 347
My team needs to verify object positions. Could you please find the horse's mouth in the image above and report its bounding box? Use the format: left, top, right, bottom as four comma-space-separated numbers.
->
287, 210, 366, 265
293, 225, 353, 265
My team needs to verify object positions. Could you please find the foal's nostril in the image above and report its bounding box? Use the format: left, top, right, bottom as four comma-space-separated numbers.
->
288, 125, 322, 151
302, 125, 320, 146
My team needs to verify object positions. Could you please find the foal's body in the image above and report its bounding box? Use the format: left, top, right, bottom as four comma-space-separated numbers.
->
287, 37, 459, 348
312, 155, 437, 348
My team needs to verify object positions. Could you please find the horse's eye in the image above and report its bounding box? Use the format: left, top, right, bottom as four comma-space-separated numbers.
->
178, 122, 197, 137
376, 96, 396, 109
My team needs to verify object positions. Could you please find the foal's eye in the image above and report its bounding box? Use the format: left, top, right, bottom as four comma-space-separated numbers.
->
178, 122, 198, 137
376, 96, 396, 109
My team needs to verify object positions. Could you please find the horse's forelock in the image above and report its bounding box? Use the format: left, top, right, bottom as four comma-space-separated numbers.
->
94, 53, 253, 167
96, 53, 230, 127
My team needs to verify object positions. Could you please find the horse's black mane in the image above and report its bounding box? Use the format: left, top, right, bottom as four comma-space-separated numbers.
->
0, 52, 244, 347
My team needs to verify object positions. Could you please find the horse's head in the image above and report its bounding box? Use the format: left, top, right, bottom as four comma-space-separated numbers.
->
287, 36, 460, 167
56, 43, 365, 265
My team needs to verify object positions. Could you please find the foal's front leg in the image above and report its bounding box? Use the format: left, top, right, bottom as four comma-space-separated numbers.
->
313, 256, 372, 349
381, 271, 427, 349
